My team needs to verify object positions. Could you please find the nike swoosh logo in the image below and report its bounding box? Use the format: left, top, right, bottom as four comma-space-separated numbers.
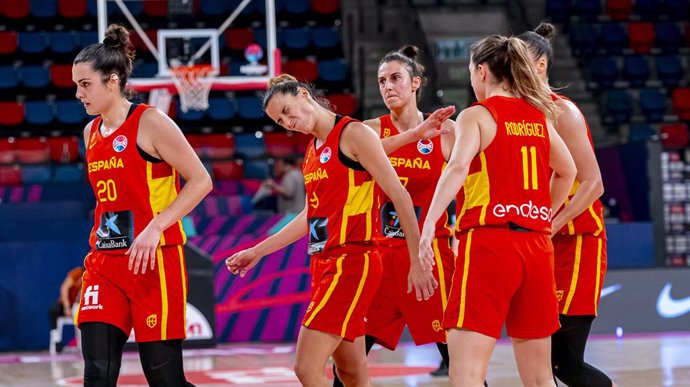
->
150, 358, 171, 371
656, 283, 690, 318
600, 284, 622, 298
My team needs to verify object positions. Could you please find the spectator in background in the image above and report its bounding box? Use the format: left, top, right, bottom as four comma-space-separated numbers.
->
267, 156, 305, 214
48, 266, 85, 352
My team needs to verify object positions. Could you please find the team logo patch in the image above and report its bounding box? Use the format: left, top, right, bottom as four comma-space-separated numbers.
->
383, 128, 391, 138
381, 202, 421, 239
556, 290, 564, 301
432, 320, 442, 332
146, 314, 158, 328
307, 217, 328, 254
96, 210, 134, 250
319, 147, 332, 163
417, 139, 433, 154
112, 135, 128, 152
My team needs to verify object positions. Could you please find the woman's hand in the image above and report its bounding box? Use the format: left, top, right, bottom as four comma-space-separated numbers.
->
412, 106, 456, 140
126, 222, 162, 275
226, 248, 262, 277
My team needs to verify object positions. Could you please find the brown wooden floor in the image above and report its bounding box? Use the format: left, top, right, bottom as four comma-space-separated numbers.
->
1, 333, 689, 386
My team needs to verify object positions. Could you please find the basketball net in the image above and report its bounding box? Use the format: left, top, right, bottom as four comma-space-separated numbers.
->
170, 65, 217, 112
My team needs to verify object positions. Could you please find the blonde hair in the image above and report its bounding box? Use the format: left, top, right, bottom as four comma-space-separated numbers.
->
470, 35, 558, 121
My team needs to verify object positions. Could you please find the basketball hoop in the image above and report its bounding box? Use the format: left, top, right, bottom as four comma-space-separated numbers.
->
170, 64, 217, 112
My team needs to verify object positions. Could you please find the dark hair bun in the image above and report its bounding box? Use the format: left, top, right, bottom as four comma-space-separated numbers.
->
399, 45, 420, 61
103, 24, 131, 50
534, 22, 556, 42
268, 74, 298, 88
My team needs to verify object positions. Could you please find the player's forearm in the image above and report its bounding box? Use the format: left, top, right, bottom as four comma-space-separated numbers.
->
552, 178, 604, 231
381, 129, 417, 155
253, 210, 307, 257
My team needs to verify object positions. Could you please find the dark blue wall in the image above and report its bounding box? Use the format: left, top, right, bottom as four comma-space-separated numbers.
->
0, 239, 90, 350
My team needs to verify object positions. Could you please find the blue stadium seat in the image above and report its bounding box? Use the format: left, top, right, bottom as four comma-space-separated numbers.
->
656, 55, 683, 87
572, 0, 602, 20
634, 0, 660, 19
545, 0, 570, 23
236, 96, 264, 120
280, 28, 310, 50
21, 66, 51, 88
131, 62, 159, 78
78, 30, 98, 48
234, 133, 266, 158
605, 90, 633, 124
228, 61, 243, 76
87, 0, 115, 16
53, 164, 85, 183
176, 102, 206, 121
588, 57, 618, 89
18, 32, 48, 54
208, 97, 237, 120
49, 31, 78, 54
601, 23, 628, 54
253, 28, 268, 51
311, 27, 340, 49
570, 24, 599, 56
200, 0, 228, 15
623, 56, 650, 87
628, 124, 656, 142
112, 0, 142, 15
243, 159, 269, 179
656, 22, 682, 53
0, 66, 20, 89
20, 165, 51, 184
283, 0, 309, 15
666, 0, 689, 21
318, 59, 348, 82
30, 0, 58, 18
24, 101, 54, 125
639, 88, 668, 122
56, 100, 87, 124
228, 0, 257, 14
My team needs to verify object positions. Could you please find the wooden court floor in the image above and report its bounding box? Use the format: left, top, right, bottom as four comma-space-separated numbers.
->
1, 333, 689, 386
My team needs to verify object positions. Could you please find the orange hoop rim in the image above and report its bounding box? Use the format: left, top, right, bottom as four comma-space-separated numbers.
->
170, 64, 216, 77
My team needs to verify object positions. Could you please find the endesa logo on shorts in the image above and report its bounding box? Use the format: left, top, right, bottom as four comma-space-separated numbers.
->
492, 200, 552, 221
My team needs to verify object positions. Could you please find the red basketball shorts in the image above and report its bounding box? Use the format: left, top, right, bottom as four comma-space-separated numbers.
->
366, 238, 454, 349
76, 246, 189, 342
553, 233, 608, 316
444, 227, 560, 339
303, 250, 382, 342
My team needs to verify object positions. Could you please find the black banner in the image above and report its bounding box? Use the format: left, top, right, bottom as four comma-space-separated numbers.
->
593, 267, 690, 334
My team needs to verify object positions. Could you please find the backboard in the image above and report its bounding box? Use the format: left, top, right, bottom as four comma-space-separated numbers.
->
97, 0, 279, 93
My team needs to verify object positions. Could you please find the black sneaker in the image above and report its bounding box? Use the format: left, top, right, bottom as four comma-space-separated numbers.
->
430, 361, 448, 377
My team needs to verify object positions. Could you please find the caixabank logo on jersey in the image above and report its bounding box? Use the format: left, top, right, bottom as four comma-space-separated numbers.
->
381, 202, 422, 239
95, 210, 134, 250
307, 217, 328, 255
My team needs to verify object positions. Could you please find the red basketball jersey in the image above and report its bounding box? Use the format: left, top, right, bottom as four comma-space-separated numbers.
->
377, 114, 452, 247
86, 104, 186, 253
552, 94, 605, 236
303, 116, 379, 256
455, 96, 552, 234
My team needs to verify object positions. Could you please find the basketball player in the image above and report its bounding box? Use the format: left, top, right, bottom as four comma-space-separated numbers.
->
73, 24, 211, 387
420, 35, 577, 387
332, 45, 456, 387
226, 74, 438, 387
519, 23, 615, 387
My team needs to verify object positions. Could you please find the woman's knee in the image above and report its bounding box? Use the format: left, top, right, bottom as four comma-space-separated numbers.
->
294, 360, 320, 382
